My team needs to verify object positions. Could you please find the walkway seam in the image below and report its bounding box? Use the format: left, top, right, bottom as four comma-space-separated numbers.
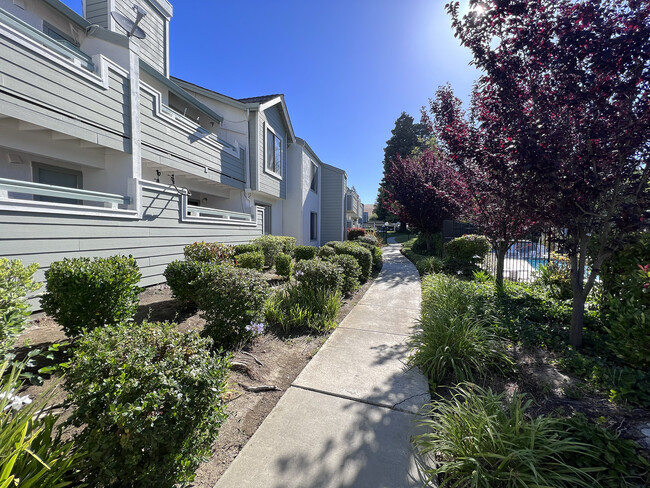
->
336, 325, 415, 337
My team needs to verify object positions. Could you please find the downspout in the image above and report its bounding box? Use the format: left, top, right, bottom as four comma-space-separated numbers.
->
128, 38, 142, 216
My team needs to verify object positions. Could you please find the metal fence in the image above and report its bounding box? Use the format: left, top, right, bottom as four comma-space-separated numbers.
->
483, 237, 555, 283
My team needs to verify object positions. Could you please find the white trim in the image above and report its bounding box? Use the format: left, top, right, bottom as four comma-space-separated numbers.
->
139, 81, 240, 158
0, 20, 116, 89
263, 124, 283, 180
0, 198, 138, 219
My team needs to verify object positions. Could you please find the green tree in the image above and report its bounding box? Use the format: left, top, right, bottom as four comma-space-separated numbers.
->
376, 112, 430, 222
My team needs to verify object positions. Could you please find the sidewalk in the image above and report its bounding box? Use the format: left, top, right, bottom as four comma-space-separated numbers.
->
214, 242, 430, 488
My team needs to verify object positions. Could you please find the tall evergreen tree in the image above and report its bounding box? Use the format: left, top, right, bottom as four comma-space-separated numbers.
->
376, 113, 430, 222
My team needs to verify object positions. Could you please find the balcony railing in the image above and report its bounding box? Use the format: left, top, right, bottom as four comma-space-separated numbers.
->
187, 205, 252, 222
0, 178, 130, 209
0, 7, 94, 71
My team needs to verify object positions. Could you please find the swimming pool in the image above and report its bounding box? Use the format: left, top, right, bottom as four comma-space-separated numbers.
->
527, 258, 548, 270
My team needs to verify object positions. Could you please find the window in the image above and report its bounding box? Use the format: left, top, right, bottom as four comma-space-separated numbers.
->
33, 162, 82, 204
310, 212, 318, 241
310, 162, 318, 192
43, 22, 79, 49
266, 128, 282, 175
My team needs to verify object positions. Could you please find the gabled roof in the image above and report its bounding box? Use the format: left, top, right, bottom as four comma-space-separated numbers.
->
237, 94, 282, 104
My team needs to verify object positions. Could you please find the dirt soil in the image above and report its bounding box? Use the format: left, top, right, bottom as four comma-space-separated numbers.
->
14, 276, 374, 487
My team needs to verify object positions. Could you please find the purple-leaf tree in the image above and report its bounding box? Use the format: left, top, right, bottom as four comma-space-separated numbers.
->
429, 85, 544, 288
383, 149, 462, 252
448, 0, 650, 347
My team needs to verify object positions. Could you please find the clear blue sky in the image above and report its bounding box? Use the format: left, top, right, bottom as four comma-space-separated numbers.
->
63, 0, 479, 204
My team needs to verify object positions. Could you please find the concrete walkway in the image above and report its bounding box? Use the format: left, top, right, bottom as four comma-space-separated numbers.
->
215, 242, 430, 488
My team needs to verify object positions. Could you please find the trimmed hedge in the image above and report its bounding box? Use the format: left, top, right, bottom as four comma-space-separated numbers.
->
65, 321, 229, 487
41, 255, 141, 337
294, 259, 342, 293
317, 246, 336, 259
274, 253, 293, 278
163, 260, 209, 306
233, 243, 262, 256
347, 227, 366, 240
328, 254, 361, 295
252, 235, 296, 267
294, 245, 318, 262
356, 235, 379, 246
331, 242, 372, 281
194, 265, 269, 347
184, 241, 235, 263
236, 251, 265, 272
355, 241, 383, 270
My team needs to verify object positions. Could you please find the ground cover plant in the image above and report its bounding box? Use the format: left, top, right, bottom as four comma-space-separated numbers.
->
414, 384, 648, 488
41, 255, 141, 336
65, 321, 230, 488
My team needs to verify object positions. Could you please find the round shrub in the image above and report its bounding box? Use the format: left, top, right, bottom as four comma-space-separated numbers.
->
294, 259, 342, 294
347, 227, 366, 241
183, 241, 234, 263
274, 253, 293, 278
317, 246, 336, 259
0, 259, 40, 357
65, 321, 229, 487
235, 251, 264, 272
233, 243, 262, 255
194, 265, 269, 347
163, 260, 208, 306
332, 242, 372, 281
328, 254, 361, 295
356, 234, 378, 246
444, 235, 491, 264
41, 255, 141, 336
355, 241, 383, 270
294, 245, 318, 262
252, 235, 296, 267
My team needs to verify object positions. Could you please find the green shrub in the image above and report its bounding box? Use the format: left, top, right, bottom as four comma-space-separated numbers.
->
195, 265, 269, 347
328, 254, 361, 295
356, 234, 378, 246
41, 255, 141, 336
274, 253, 293, 278
537, 253, 572, 300
347, 227, 366, 240
355, 241, 383, 270
332, 242, 372, 281
412, 233, 443, 256
164, 260, 209, 306
443, 234, 491, 274
235, 251, 265, 272
562, 413, 649, 487
600, 232, 650, 297
294, 259, 342, 294
184, 241, 235, 263
252, 235, 296, 267
0, 360, 83, 487
0, 259, 40, 357
413, 385, 600, 488
233, 243, 262, 255
65, 321, 229, 487
294, 245, 318, 261
265, 285, 341, 333
420, 273, 489, 322
410, 311, 511, 386
416, 256, 444, 276
317, 246, 336, 259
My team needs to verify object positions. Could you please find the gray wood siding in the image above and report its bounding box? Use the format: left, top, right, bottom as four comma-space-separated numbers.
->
139, 91, 246, 189
116, 0, 166, 73
257, 105, 286, 199
0, 186, 261, 308
85, 0, 108, 27
0, 35, 130, 151
320, 167, 344, 244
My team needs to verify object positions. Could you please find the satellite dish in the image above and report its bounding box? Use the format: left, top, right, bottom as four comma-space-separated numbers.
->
111, 5, 147, 39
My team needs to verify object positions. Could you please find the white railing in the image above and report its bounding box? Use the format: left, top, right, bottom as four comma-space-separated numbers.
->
187, 204, 252, 222
0, 178, 130, 209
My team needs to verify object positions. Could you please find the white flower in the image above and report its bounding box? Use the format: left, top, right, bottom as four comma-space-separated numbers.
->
0, 391, 32, 411
457, 270, 463, 275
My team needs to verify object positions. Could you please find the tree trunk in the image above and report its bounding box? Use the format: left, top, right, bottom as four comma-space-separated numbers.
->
424, 233, 432, 253
569, 235, 587, 348
399, 221, 407, 233
495, 244, 508, 290
570, 289, 586, 348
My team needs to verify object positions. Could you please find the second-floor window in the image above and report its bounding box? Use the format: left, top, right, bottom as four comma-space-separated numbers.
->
266, 128, 282, 175
310, 162, 318, 192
